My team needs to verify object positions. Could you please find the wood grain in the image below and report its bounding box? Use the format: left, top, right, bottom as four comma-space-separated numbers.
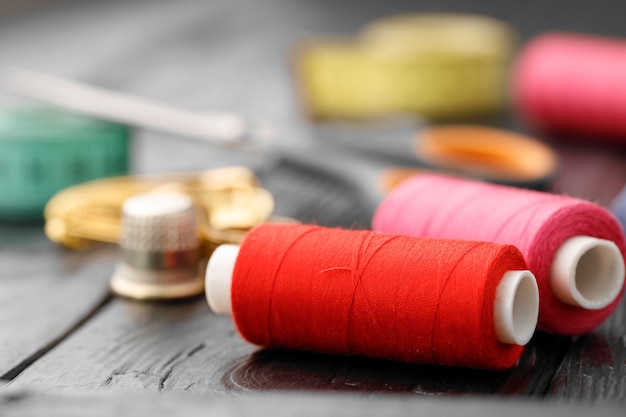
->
1, 389, 624, 417
546, 298, 626, 401
6, 296, 255, 393
0, 227, 115, 379
221, 334, 573, 396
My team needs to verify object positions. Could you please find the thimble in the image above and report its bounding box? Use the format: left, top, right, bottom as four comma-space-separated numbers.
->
110, 192, 204, 300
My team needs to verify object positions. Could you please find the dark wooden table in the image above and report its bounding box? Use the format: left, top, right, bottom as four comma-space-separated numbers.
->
1, 1, 626, 415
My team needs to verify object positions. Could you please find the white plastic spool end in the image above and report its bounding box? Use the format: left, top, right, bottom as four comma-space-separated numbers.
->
493, 270, 539, 346
205, 244, 239, 315
550, 236, 625, 310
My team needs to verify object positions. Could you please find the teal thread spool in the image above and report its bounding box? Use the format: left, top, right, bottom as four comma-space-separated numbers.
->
0, 106, 130, 222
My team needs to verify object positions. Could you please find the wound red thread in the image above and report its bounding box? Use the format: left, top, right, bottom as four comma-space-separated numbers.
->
231, 223, 528, 370
512, 32, 626, 143
373, 174, 626, 335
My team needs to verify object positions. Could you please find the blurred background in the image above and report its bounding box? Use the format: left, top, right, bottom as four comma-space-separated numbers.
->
2, 0, 626, 230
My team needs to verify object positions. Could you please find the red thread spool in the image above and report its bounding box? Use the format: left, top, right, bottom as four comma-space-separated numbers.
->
206, 223, 539, 370
512, 32, 626, 142
373, 174, 626, 335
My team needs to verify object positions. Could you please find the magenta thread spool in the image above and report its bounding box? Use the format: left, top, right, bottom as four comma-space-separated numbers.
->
512, 32, 626, 143
373, 174, 626, 335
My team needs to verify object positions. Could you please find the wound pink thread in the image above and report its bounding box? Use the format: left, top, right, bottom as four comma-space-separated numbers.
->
373, 174, 626, 335
512, 32, 626, 143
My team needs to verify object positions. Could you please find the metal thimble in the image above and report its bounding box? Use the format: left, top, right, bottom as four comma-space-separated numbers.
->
110, 191, 204, 300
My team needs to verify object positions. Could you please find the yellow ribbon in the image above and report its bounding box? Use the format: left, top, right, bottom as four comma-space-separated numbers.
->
293, 13, 517, 120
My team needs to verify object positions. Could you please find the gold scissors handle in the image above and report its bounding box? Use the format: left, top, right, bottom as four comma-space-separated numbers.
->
44, 166, 276, 252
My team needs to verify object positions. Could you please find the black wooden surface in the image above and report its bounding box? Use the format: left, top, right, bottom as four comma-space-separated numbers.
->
1, 0, 626, 413
1, 389, 624, 417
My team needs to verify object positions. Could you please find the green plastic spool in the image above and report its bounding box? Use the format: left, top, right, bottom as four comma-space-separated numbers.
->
0, 106, 130, 222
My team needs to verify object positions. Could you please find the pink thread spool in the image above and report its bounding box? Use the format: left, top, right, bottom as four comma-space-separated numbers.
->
512, 32, 626, 143
372, 174, 626, 335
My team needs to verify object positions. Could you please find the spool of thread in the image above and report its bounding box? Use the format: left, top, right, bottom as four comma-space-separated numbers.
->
110, 192, 205, 300
293, 13, 516, 120
373, 174, 626, 335
512, 32, 626, 142
0, 105, 130, 222
205, 223, 539, 370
